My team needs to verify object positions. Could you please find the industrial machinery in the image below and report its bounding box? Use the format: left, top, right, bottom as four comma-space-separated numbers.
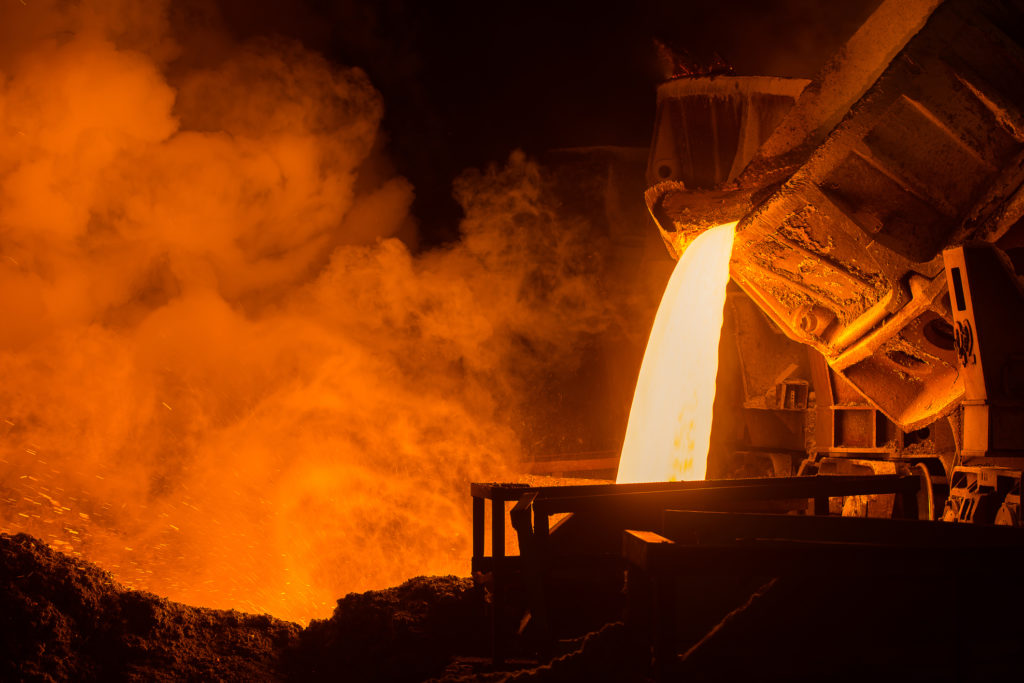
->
469, 0, 1024, 675
647, 0, 1024, 525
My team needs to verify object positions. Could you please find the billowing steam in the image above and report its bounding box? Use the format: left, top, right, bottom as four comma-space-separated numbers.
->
0, 0, 610, 622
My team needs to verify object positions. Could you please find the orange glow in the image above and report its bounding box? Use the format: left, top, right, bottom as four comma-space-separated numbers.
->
616, 223, 736, 483
0, 1, 612, 624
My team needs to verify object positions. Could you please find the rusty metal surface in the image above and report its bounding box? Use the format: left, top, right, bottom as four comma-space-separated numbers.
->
651, 0, 1024, 431
645, 76, 808, 257
740, 0, 945, 179
730, 0, 1024, 430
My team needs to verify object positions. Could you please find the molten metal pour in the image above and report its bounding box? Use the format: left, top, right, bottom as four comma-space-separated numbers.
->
473, 0, 1024, 675
616, 222, 736, 484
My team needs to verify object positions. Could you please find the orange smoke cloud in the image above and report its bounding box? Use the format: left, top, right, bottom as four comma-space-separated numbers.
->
0, 0, 610, 622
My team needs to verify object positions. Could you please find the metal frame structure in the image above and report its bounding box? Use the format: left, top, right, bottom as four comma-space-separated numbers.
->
470, 474, 924, 664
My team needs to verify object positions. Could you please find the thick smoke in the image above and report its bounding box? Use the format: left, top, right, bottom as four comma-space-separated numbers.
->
0, 0, 610, 622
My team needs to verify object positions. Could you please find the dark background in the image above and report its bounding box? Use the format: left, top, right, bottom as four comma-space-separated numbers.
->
189, 0, 881, 244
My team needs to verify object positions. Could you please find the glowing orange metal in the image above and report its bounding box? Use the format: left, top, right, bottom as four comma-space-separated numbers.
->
616, 222, 736, 483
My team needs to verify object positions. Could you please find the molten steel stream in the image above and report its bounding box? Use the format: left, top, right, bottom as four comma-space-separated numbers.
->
616, 223, 736, 483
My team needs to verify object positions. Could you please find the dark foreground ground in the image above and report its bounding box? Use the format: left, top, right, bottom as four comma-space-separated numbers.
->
9, 528, 1023, 682
0, 532, 635, 682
